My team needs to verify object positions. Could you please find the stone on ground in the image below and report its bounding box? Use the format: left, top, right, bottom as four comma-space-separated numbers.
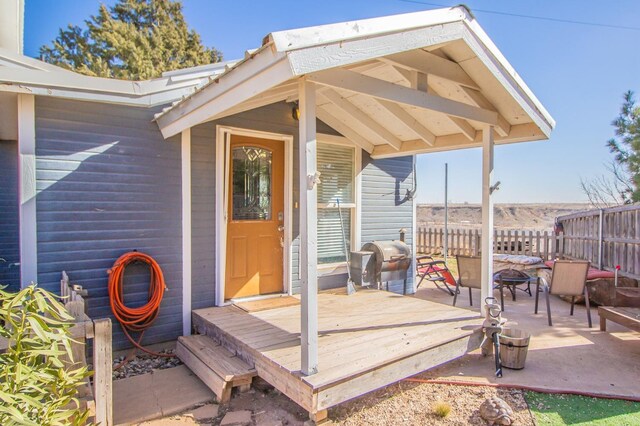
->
220, 410, 253, 426
187, 403, 219, 421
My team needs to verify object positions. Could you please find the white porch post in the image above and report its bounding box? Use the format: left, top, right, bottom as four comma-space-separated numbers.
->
298, 79, 319, 375
181, 128, 192, 335
18, 94, 37, 287
480, 126, 495, 313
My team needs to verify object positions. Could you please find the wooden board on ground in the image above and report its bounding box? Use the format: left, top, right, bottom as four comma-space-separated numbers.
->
234, 296, 300, 313
599, 306, 640, 333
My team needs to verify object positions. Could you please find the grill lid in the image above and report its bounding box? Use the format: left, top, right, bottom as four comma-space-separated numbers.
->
361, 240, 410, 262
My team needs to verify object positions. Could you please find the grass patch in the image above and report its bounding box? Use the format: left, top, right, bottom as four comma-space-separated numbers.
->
432, 401, 451, 418
525, 391, 640, 425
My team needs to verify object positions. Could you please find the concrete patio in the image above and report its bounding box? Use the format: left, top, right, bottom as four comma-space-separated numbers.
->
413, 279, 640, 400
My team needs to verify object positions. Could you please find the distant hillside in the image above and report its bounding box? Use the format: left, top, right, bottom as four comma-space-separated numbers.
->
417, 203, 592, 231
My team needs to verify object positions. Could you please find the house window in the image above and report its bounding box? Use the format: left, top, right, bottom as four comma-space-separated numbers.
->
317, 142, 356, 265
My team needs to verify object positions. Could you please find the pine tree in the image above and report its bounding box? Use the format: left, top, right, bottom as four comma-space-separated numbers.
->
607, 91, 640, 202
40, 0, 221, 80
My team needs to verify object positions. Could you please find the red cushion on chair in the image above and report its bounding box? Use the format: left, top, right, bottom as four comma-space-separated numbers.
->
417, 265, 456, 286
586, 269, 615, 280
543, 260, 615, 280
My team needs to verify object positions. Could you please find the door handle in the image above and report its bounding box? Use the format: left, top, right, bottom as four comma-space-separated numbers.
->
277, 225, 285, 232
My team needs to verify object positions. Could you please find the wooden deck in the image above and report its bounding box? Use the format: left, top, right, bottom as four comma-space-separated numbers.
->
192, 289, 482, 416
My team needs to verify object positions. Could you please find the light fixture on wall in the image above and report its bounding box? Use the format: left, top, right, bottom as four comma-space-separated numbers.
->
291, 102, 300, 121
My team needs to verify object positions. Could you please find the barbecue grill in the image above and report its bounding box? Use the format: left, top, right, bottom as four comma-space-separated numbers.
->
350, 231, 412, 294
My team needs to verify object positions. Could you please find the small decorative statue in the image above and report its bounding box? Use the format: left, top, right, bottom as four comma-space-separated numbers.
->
479, 396, 515, 425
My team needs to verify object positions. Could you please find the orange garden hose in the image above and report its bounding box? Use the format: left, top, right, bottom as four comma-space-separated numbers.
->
108, 251, 174, 360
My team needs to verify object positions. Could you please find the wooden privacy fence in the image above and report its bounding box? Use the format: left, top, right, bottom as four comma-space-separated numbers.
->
557, 204, 640, 279
416, 227, 564, 260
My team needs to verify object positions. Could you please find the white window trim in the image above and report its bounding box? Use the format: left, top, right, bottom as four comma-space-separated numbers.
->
316, 135, 362, 275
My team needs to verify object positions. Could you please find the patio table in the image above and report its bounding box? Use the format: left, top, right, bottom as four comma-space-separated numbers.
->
493, 269, 540, 312
598, 306, 640, 332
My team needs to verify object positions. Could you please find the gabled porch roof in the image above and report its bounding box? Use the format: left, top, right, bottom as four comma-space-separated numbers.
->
155, 6, 555, 158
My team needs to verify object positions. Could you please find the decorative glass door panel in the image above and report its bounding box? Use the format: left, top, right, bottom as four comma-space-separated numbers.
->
225, 135, 284, 299
232, 146, 272, 221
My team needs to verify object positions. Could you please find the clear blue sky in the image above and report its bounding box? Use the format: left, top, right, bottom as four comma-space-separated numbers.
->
23, 0, 640, 204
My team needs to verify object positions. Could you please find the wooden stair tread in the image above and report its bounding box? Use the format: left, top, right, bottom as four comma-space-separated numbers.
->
177, 335, 256, 381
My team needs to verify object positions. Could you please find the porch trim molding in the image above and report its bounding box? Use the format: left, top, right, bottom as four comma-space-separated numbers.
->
18, 93, 37, 287
214, 125, 294, 306
181, 128, 192, 335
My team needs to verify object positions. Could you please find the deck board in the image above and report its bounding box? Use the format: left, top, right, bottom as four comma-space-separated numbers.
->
193, 289, 482, 413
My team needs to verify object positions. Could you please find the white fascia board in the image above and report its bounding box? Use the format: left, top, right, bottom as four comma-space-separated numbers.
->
461, 20, 555, 136
0, 80, 205, 108
156, 49, 293, 138
0, 68, 146, 94
286, 21, 464, 76
269, 6, 468, 52
0, 47, 68, 72
0, 67, 222, 107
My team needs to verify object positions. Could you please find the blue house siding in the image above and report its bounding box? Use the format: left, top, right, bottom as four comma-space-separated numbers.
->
190, 122, 216, 310
19, 96, 414, 350
34, 97, 183, 350
361, 153, 415, 294
0, 140, 20, 292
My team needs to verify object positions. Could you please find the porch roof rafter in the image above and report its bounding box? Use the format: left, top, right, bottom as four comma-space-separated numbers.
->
306, 68, 498, 126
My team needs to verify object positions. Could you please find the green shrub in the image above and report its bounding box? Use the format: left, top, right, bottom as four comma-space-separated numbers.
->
0, 284, 92, 425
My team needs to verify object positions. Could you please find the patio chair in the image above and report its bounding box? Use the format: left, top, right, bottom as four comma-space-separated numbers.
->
416, 255, 457, 295
534, 260, 592, 328
453, 255, 482, 306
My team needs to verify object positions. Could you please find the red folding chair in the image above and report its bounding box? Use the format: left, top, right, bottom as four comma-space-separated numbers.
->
416, 255, 457, 295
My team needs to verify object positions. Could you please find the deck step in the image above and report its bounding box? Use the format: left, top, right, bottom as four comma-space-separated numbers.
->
176, 335, 257, 403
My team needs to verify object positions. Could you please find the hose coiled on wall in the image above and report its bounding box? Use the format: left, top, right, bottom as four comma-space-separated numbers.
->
108, 251, 172, 358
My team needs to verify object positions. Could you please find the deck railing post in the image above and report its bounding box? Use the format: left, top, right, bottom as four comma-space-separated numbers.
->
598, 209, 604, 270
480, 126, 494, 314
298, 79, 319, 375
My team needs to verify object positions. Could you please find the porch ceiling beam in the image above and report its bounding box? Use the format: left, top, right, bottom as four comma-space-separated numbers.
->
393, 66, 476, 141
391, 60, 510, 139
447, 116, 476, 141
316, 107, 375, 153
381, 50, 480, 90
307, 68, 498, 126
374, 99, 435, 146
369, 122, 543, 158
319, 89, 402, 151
461, 86, 511, 137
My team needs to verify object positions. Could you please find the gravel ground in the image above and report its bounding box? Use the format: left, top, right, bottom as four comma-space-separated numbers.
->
143, 378, 534, 425
331, 381, 535, 426
112, 349, 183, 380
